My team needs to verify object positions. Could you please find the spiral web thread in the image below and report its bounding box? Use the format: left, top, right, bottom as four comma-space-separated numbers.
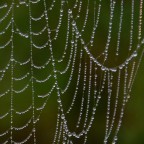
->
0, 0, 144, 143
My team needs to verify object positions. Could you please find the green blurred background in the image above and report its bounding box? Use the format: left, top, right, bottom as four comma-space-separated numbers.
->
0, 0, 144, 144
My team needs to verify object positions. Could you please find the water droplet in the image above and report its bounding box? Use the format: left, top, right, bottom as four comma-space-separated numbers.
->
61, 114, 65, 119
133, 51, 137, 57
101, 66, 106, 71
68, 9, 72, 14
57, 98, 61, 103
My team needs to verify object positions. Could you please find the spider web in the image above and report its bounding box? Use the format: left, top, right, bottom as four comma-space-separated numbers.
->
0, 0, 144, 144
